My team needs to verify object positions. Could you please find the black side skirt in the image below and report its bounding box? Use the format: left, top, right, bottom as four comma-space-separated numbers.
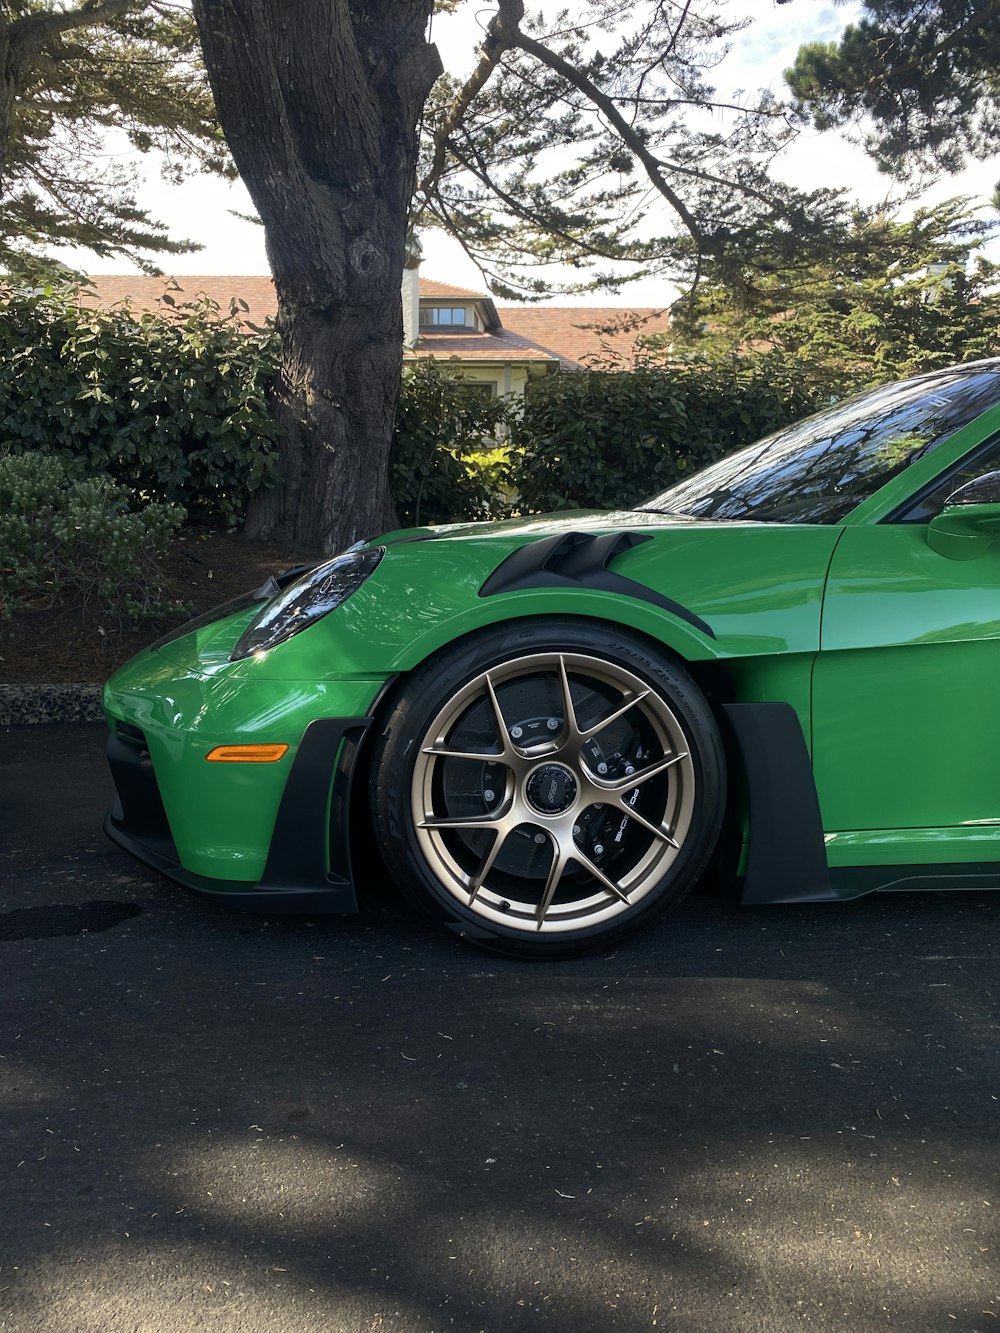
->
720, 703, 1000, 903
105, 716, 372, 914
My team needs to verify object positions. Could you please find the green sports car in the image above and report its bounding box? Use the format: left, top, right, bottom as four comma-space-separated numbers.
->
104, 358, 1000, 957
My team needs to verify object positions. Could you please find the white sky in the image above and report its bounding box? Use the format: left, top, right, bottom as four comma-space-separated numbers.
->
73, 0, 999, 305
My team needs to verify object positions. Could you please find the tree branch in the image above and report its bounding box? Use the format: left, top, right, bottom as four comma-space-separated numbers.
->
633, 0, 693, 105
444, 134, 640, 264
8, 0, 136, 70
506, 8, 704, 244
419, 0, 523, 199
882, 0, 1000, 83
804, 0, 1000, 93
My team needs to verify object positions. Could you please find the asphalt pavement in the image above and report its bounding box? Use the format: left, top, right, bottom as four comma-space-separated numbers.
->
1, 723, 998, 1333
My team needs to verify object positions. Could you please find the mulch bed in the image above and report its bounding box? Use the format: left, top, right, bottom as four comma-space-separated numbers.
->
0, 525, 321, 685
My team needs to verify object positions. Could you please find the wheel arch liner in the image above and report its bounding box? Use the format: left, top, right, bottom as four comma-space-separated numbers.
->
105, 716, 372, 913
722, 701, 834, 905
479, 531, 717, 640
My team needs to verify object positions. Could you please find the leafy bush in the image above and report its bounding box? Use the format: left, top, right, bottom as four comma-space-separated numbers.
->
0, 281, 280, 525
392, 359, 515, 525
510, 355, 850, 513
0, 451, 185, 622
0, 281, 856, 533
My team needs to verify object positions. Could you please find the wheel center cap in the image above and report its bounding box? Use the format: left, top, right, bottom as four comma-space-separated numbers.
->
525, 763, 577, 815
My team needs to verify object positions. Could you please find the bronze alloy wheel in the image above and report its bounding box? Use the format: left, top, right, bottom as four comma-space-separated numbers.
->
409, 650, 698, 936
372, 619, 725, 957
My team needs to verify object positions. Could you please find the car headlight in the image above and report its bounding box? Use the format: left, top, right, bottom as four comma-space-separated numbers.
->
230, 547, 384, 661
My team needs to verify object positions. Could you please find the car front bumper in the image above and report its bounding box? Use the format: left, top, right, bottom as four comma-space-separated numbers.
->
103, 635, 391, 912
105, 714, 374, 913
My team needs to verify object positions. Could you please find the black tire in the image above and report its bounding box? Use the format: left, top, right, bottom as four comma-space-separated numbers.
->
370, 618, 725, 958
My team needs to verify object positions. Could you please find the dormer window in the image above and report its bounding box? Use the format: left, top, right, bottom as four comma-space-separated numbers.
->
420, 305, 474, 330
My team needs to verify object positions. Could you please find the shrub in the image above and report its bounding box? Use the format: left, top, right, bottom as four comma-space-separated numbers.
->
0, 451, 185, 622
392, 359, 515, 525
0, 282, 856, 533
0, 281, 280, 526
0, 288, 519, 530
510, 355, 850, 514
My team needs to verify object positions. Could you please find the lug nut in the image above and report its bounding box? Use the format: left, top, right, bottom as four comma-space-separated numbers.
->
534, 832, 546, 845
624, 764, 635, 775
593, 843, 605, 856
597, 761, 608, 775
546, 717, 560, 731
572, 824, 581, 836
483, 789, 495, 802
510, 725, 523, 740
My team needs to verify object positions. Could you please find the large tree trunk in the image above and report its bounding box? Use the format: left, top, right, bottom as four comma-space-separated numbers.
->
251, 302, 405, 552
192, 0, 441, 553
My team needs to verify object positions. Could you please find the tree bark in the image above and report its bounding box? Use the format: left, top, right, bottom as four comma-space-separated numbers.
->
192, 0, 441, 553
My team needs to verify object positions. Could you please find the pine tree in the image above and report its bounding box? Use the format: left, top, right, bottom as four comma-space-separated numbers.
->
0, 1, 225, 270
669, 199, 1000, 386
784, 1, 1000, 190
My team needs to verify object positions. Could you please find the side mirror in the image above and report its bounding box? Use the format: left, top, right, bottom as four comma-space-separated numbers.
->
943, 471, 1000, 507
928, 470, 1000, 559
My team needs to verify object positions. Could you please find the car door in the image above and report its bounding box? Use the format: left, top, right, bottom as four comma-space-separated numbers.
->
813, 430, 1000, 846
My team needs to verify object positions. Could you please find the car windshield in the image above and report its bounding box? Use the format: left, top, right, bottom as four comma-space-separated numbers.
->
642, 364, 1000, 524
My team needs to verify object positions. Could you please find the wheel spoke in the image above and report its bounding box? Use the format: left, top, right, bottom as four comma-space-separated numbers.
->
466, 827, 511, 903
557, 656, 581, 737
483, 671, 517, 756
618, 801, 680, 848
604, 750, 688, 793
571, 849, 632, 905
578, 688, 651, 740
535, 837, 568, 927
418, 812, 504, 831
421, 743, 505, 762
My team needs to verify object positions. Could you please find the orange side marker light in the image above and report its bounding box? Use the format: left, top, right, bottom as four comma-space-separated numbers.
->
205, 744, 289, 763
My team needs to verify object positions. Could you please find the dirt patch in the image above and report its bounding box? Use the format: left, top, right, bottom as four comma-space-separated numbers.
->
0, 525, 322, 685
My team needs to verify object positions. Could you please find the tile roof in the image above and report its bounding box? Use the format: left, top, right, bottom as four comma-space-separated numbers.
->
81, 274, 278, 327
498, 306, 671, 369
405, 330, 560, 363
76, 276, 671, 369
418, 278, 491, 300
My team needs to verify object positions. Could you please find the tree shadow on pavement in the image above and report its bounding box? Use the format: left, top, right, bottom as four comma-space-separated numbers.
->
2, 726, 998, 1332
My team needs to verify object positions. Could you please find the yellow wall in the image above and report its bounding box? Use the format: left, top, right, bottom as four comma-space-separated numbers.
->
405, 357, 554, 398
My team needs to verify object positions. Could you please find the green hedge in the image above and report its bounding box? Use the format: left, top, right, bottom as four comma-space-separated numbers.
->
510, 357, 848, 514
0, 283, 280, 526
392, 359, 515, 526
0, 287, 512, 529
0, 285, 853, 531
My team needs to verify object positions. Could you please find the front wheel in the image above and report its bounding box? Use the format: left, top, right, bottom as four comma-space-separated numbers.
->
370, 620, 725, 958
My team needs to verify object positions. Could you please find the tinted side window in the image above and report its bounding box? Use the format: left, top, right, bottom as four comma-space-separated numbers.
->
645, 366, 1000, 525
892, 433, 1000, 522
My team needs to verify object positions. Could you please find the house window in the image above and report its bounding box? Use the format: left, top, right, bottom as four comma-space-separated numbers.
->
420, 306, 471, 328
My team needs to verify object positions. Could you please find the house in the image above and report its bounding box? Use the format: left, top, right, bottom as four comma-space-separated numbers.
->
80, 273, 671, 398
406, 277, 565, 398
